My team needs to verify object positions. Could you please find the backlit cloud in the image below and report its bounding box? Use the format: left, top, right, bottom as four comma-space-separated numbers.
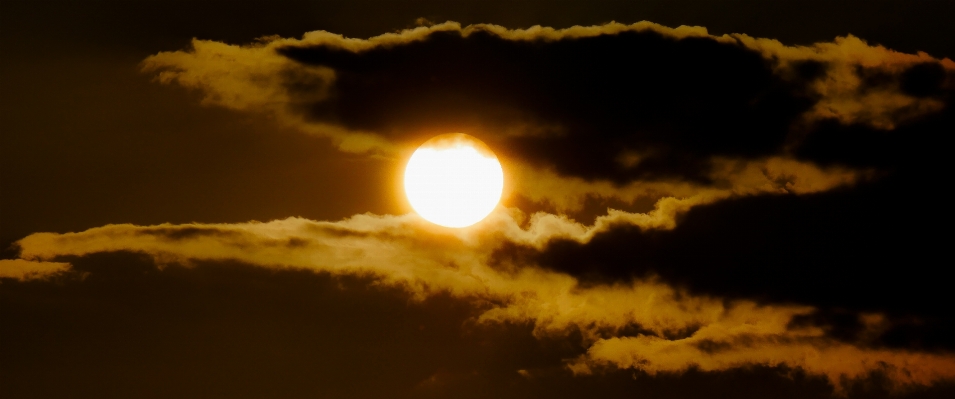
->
14, 211, 955, 390
7, 2, 955, 397
0, 259, 72, 281
142, 21, 952, 218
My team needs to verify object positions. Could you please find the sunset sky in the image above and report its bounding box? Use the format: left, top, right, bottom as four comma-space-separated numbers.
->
3, 1, 955, 398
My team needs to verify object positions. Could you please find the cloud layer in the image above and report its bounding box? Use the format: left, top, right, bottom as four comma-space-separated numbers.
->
141, 21, 953, 220
6, 20, 953, 397
143, 22, 953, 156
13, 211, 955, 390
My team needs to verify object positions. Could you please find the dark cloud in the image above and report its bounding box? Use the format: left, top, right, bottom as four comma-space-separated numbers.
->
140, 22, 950, 217
13, 211, 955, 389
6, 2, 955, 397
3, 252, 953, 399
273, 24, 953, 184
795, 93, 954, 170
503, 170, 954, 350
5, 0, 955, 245
130, 22, 955, 271
277, 27, 800, 182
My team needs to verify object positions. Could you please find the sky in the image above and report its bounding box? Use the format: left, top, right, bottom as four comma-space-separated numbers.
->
2, 1, 955, 398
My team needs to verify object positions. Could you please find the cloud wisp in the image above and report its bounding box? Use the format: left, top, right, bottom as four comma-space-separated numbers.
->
0, 259, 72, 281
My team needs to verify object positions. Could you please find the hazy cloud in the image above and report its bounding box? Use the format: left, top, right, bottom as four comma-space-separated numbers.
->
0, 259, 71, 281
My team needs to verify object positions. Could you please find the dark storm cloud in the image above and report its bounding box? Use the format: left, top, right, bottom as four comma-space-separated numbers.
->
12, 212, 955, 390
6, 1, 955, 396
482, 94, 955, 335
142, 22, 952, 215
7, 19, 955, 398
277, 26, 809, 183
267, 23, 953, 184
230, 22, 954, 353
8, 252, 953, 399
499, 177, 954, 349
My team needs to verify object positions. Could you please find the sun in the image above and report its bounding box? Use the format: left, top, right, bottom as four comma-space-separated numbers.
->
404, 133, 504, 228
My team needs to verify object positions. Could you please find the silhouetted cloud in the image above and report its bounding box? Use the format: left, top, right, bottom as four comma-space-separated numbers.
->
145, 22, 952, 167
6, 17, 955, 398
13, 211, 955, 391
142, 21, 953, 223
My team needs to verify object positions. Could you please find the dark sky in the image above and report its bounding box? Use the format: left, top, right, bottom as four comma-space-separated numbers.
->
2, 1, 955, 398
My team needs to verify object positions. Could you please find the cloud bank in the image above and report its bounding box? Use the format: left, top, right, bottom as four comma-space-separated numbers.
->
141, 21, 952, 217
7, 21, 953, 396
13, 211, 955, 391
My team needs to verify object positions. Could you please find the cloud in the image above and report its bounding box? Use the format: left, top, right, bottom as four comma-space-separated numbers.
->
141, 21, 952, 219
570, 333, 955, 392
737, 34, 954, 129
34, 20, 943, 393
141, 37, 394, 154
142, 21, 953, 158
512, 155, 866, 213
0, 259, 71, 281
13, 211, 955, 390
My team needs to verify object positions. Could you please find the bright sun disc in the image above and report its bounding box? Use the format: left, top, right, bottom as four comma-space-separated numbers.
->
404, 133, 504, 228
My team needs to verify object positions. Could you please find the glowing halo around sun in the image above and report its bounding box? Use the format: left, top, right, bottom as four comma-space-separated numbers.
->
404, 133, 505, 228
